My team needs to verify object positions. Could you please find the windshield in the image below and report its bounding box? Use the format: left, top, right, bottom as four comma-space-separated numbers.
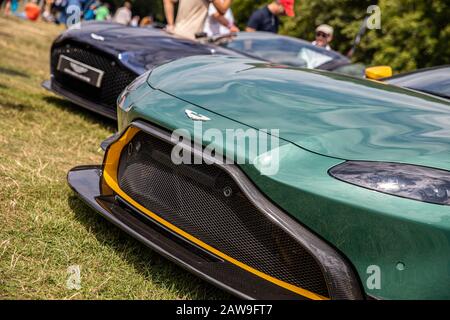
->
223, 36, 343, 69
385, 67, 450, 99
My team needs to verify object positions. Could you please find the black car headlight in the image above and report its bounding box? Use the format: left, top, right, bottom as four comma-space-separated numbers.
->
118, 51, 147, 74
117, 72, 149, 112
329, 161, 450, 205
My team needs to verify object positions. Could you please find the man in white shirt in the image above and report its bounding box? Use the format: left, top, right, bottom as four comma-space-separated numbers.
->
163, 0, 233, 40
204, 2, 239, 37
113, 1, 132, 25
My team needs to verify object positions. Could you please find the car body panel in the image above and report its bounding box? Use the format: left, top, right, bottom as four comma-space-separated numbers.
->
111, 57, 450, 299
46, 22, 365, 120
68, 164, 338, 300
67, 166, 300, 300
385, 65, 450, 100
44, 22, 249, 119
241, 159, 450, 300
148, 56, 450, 171
216, 31, 353, 71
123, 90, 450, 299
53, 21, 243, 75
70, 120, 365, 299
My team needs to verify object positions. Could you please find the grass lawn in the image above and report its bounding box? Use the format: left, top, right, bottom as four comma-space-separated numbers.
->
0, 16, 227, 300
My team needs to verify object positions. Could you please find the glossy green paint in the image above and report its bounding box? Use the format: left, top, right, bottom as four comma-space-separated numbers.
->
117, 56, 450, 299
149, 56, 450, 171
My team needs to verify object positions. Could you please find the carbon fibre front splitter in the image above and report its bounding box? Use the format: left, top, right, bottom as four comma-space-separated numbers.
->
67, 165, 309, 300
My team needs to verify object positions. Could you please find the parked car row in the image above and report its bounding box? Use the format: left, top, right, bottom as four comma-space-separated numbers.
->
42, 21, 396, 120
44, 22, 450, 300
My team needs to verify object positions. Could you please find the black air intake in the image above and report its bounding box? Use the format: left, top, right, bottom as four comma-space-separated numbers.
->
51, 43, 137, 109
117, 131, 330, 298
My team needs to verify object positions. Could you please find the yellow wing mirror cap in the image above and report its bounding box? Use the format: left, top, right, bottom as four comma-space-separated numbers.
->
365, 66, 393, 80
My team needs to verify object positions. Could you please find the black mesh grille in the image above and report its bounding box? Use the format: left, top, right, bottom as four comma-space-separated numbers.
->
51, 42, 137, 109
117, 131, 330, 298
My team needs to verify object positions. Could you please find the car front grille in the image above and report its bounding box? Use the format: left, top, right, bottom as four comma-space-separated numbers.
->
116, 130, 330, 298
51, 42, 137, 110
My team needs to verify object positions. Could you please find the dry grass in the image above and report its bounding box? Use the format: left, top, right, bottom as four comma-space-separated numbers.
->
0, 16, 227, 300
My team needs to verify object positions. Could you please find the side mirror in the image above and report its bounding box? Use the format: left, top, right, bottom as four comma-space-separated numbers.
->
195, 32, 208, 39
365, 66, 393, 80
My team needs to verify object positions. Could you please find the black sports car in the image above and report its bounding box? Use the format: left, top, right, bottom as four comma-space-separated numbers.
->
215, 31, 362, 74
384, 65, 450, 100
42, 22, 244, 119
43, 22, 361, 119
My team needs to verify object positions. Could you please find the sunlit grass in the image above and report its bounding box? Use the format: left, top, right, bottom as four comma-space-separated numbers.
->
0, 16, 227, 300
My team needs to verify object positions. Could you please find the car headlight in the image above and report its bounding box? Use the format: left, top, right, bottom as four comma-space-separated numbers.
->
118, 51, 147, 74
117, 72, 149, 112
329, 161, 450, 205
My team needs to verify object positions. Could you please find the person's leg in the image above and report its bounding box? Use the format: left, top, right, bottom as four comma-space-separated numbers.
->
10, 0, 18, 13
4, 0, 11, 15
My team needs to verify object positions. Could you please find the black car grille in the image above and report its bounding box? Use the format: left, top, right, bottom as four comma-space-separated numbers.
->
116, 131, 330, 298
51, 43, 137, 109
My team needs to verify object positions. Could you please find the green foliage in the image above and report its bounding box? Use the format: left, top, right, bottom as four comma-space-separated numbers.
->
362, 0, 450, 72
231, 0, 449, 73
0, 16, 227, 300
109, 0, 449, 73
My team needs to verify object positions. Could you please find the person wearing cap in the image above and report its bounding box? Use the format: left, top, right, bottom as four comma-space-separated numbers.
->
312, 24, 334, 50
245, 0, 295, 33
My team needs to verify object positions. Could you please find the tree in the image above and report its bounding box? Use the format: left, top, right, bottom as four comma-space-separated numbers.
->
278, 0, 374, 60
117, 0, 449, 73
231, 0, 449, 73
361, 0, 450, 72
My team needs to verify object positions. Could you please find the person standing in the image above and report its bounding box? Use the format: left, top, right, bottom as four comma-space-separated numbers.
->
42, 0, 57, 22
83, 0, 100, 20
15, 0, 41, 21
204, 0, 239, 36
130, 15, 140, 27
3, 0, 11, 15
95, 1, 110, 21
10, 0, 18, 14
139, 15, 153, 27
113, 1, 132, 25
163, 0, 233, 40
245, 0, 295, 33
25, 0, 41, 21
312, 24, 333, 50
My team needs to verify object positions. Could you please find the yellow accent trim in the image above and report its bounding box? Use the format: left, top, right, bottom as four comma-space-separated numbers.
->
102, 127, 329, 301
365, 65, 393, 80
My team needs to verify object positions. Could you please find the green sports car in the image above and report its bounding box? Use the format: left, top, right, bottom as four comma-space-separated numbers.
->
68, 56, 450, 300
